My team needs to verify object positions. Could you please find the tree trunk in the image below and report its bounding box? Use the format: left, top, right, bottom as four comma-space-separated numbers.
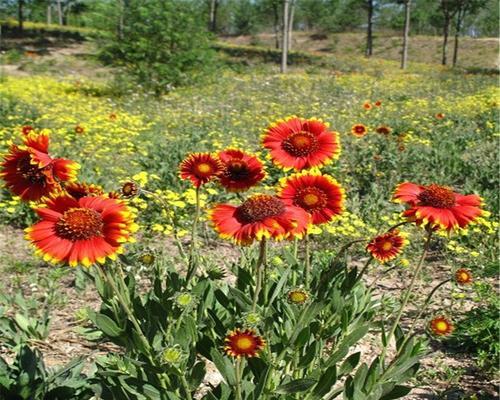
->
281, 0, 289, 73
208, 0, 218, 32
366, 0, 373, 56
441, 15, 450, 65
273, 1, 280, 49
47, 5, 52, 25
56, 0, 63, 25
452, 8, 464, 67
401, 0, 411, 69
287, 0, 295, 51
18, 0, 24, 32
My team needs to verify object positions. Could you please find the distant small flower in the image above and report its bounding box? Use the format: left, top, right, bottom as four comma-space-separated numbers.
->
374, 100, 382, 107
262, 117, 340, 170
121, 181, 140, 198
363, 102, 372, 110
139, 253, 155, 266
435, 113, 445, 120
179, 152, 223, 188
376, 125, 391, 135
75, 125, 85, 134
429, 316, 453, 336
351, 124, 368, 138
455, 268, 473, 285
224, 328, 265, 358
109, 113, 118, 121
287, 288, 309, 305
366, 230, 407, 263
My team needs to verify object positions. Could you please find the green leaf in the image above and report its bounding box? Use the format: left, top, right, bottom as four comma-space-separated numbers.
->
275, 378, 317, 394
209, 348, 236, 386
339, 352, 361, 376
189, 362, 206, 389
380, 385, 412, 400
312, 365, 337, 398
93, 313, 124, 337
14, 313, 31, 333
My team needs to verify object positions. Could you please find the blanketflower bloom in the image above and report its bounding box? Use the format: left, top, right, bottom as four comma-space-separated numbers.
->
22, 125, 34, 135
455, 268, 473, 285
366, 229, 407, 263
262, 117, 340, 170
351, 124, 368, 138
179, 152, 223, 188
376, 125, 391, 135
0, 133, 79, 202
363, 102, 372, 110
429, 316, 453, 336
64, 182, 104, 200
435, 113, 445, 120
209, 194, 310, 245
26, 194, 138, 267
224, 328, 265, 358
121, 181, 140, 198
393, 182, 483, 231
278, 171, 344, 225
374, 100, 382, 107
217, 148, 265, 192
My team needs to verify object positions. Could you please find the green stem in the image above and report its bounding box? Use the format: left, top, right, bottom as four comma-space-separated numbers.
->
235, 358, 243, 400
180, 375, 193, 400
252, 238, 267, 312
381, 229, 433, 364
304, 233, 311, 289
186, 186, 201, 284
357, 256, 374, 281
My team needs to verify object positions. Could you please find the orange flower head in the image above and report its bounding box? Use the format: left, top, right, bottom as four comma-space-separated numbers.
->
224, 328, 265, 358
217, 149, 265, 192
374, 100, 382, 107
376, 125, 391, 135
366, 229, 407, 263
393, 182, 483, 232
455, 268, 473, 285
109, 113, 118, 121
279, 171, 344, 225
64, 182, 104, 200
121, 181, 140, 198
363, 102, 372, 110
262, 117, 340, 170
75, 125, 85, 134
429, 316, 453, 336
179, 152, 223, 187
25, 194, 138, 267
435, 113, 445, 120
22, 125, 34, 135
351, 124, 368, 138
209, 194, 310, 245
0, 133, 79, 202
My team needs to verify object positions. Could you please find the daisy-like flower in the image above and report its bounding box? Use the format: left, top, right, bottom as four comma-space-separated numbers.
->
376, 125, 391, 135
179, 152, 223, 188
25, 194, 138, 267
262, 117, 340, 170
363, 102, 372, 110
287, 288, 309, 305
455, 268, 473, 285
75, 125, 85, 134
435, 113, 445, 120
0, 133, 79, 202
209, 194, 310, 245
429, 316, 454, 336
374, 100, 382, 107
366, 229, 408, 263
351, 124, 368, 138
278, 171, 344, 225
22, 125, 34, 135
121, 181, 140, 198
217, 148, 265, 192
64, 182, 104, 200
393, 182, 483, 231
224, 328, 265, 358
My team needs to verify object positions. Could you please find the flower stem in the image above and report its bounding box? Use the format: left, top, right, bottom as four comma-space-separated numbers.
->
235, 358, 243, 400
252, 238, 267, 312
180, 375, 193, 400
186, 186, 201, 285
357, 256, 374, 281
381, 229, 433, 363
304, 233, 311, 289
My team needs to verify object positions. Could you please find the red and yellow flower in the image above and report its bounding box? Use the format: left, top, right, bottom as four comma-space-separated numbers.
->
351, 124, 368, 138
22, 125, 34, 135
179, 152, 223, 188
376, 125, 391, 135
363, 102, 372, 110
262, 117, 340, 170
224, 328, 265, 358
25, 194, 138, 267
393, 182, 483, 231
278, 171, 344, 225
366, 229, 408, 263
0, 133, 79, 202
217, 148, 265, 192
64, 182, 104, 200
374, 100, 382, 107
455, 268, 473, 285
75, 125, 85, 134
435, 113, 445, 120
209, 194, 310, 245
429, 316, 454, 336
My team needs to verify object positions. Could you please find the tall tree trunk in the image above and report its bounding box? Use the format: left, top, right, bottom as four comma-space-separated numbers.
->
208, 0, 218, 32
401, 0, 411, 69
47, 4, 52, 25
441, 15, 450, 65
281, 0, 289, 73
287, 0, 295, 51
18, 0, 24, 32
452, 8, 464, 67
56, 0, 63, 25
273, 1, 280, 49
365, 0, 373, 56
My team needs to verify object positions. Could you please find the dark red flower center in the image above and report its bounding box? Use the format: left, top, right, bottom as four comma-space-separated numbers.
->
354, 125, 366, 134
418, 184, 455, 208
17, 156, 50, 185
376, 126, 390, 134
282, 131, 319, 157
224, 160, 250, 180
56, 207, 104, 241
236, 195, 285, 223
294, 187, 328, 211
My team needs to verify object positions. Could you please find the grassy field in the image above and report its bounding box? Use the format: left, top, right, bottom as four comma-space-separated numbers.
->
0, 30, 499, 398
